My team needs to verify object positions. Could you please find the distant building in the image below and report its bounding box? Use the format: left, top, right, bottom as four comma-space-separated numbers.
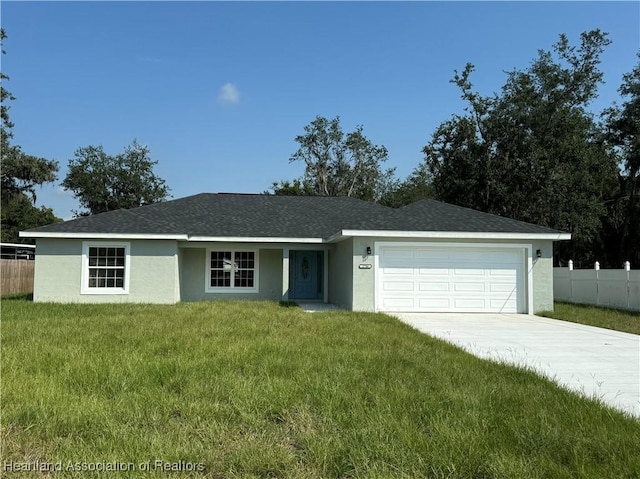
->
1, 243, 36, 260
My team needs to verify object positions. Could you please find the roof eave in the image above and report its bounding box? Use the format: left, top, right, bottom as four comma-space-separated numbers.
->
20, 230, 572, 242
19, 231, 326, 243
186, 236, 324, 243
19, 231, 189, 240
328, 230, 571, 241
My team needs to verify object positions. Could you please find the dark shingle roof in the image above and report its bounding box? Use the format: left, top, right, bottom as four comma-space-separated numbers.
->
24, 193, 565, 238
398, 200, 562, 234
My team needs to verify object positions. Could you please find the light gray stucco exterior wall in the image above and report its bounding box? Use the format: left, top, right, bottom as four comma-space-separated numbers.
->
349, 237, 556, 314
179, 247, 283, 301
33, 238, 179, 303
531, 239, 554, 312
31, 236, 556, 311
328, 238, 353, 309
352, 237, 375, 311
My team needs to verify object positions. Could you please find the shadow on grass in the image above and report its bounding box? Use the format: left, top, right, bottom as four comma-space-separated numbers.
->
278, 301, 301, 309
1, 293, 33, 301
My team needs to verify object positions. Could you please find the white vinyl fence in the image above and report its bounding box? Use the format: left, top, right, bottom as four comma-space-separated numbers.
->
554, 261, 640, 311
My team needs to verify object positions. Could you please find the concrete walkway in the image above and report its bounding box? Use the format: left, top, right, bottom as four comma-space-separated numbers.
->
394, 313, 640, 418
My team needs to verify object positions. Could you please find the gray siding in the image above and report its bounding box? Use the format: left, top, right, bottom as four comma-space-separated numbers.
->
33, 238, 179, 303
180, 247, 283, 301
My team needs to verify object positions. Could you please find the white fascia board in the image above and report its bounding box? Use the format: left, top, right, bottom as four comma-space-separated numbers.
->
0, 242, 36, 248
19, 231, 325, 243
187, 236, 324, 243
335, 230, 572, 241
19, 231, 188, 240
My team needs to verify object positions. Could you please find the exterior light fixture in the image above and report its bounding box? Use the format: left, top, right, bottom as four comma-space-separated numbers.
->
536, 249, 542, 258
366, 246, 372, 255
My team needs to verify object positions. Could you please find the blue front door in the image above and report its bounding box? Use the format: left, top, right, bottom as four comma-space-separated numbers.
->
290, 251, 323, 300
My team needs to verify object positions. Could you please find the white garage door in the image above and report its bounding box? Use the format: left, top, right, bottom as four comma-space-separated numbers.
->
377, 244, 525, 313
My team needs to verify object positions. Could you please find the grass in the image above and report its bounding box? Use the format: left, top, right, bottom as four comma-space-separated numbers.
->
540, 302, 640, 335
1, 299, 639, 478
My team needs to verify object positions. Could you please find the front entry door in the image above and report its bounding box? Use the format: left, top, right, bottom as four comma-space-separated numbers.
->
290, 251, 323, 300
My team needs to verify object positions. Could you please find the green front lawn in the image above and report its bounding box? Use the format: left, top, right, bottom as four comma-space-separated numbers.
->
2, 300, 639, 478
540, 302, 640, 335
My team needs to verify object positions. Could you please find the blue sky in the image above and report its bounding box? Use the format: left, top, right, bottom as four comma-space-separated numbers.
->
2, 1, 639, 219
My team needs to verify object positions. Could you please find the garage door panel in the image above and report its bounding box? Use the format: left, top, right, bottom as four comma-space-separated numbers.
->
382, 281, 414, 292
453, 282, 486, 292
377, 245, 525, 313
488, 252, 522, 264
382, 297, 416, 309
491, 299, 516, 309
489, 268, 518, 276
384, 267, 412, 275
454, 298, 487, 309
490, 283, 517, 293
418, 282, 449, 292
418, 298, 451, 309
453, 268, 486, 276
382, 250, 414, 261
415, 250, 450, 261
453, 251, 488, 262
417, 266, 449, 275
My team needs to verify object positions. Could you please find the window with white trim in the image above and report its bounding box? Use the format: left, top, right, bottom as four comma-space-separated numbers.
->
81, 242, 130, 294
207, 250, 258, 292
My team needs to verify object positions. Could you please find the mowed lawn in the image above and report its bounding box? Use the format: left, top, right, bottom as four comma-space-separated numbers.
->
540, 302, 640, 335
2, 300, 639, 478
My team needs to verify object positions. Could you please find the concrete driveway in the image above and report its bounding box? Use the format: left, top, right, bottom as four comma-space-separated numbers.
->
394, 313, 640, 418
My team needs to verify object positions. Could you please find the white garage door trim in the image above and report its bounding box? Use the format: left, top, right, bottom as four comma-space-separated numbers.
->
374, 242, 533, 314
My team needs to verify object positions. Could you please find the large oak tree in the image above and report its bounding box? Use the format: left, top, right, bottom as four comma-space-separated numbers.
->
417, 30, 617, 266
62, 140, 170, 216
601, 54, 640, 267
271, 116, 396, 202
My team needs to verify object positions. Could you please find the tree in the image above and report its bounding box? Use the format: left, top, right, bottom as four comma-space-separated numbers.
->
601, 53, 640, 267
378, 164, 434, 208
0, 194, 59, 243
418, 30, 617, 266
271, 116, 395, 202
1, 28, 60, 242
62, 140, 170, 216
269, 178, 316, 197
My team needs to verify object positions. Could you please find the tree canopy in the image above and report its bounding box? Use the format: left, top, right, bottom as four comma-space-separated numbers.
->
412, 30, 618, 266
62, 140, 170, 216
601, 54, 640, 267
271, 116, 396, 202
1, 28, 60, 242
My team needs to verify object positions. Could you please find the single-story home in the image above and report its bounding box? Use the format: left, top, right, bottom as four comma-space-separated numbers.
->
20, 193, 570, 313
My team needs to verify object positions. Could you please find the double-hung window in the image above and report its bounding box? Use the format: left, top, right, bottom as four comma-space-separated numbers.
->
81, 242, 130, 294
207, 250, 258, 292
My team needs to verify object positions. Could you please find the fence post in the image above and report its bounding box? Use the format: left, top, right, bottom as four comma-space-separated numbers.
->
594, 261, 600, 305
568, 260, 574, 302
625, 261, 631, 310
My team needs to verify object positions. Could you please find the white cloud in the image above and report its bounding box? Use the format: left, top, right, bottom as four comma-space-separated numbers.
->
217, 82, 240, 105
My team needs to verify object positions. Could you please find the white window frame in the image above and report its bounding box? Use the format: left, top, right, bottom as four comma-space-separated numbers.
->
81, 241, 131, 295
205, 248, 259, 293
